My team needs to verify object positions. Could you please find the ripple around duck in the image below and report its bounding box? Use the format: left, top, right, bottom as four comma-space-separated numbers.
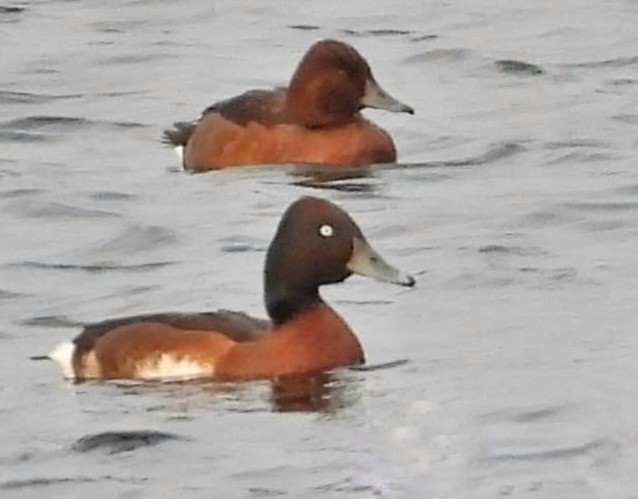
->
435, 142, 526, 168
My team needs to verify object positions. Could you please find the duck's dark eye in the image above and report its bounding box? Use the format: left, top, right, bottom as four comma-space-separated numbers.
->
318, 224, 335, 238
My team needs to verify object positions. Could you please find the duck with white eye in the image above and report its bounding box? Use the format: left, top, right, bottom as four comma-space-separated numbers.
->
319, 224, 335, 238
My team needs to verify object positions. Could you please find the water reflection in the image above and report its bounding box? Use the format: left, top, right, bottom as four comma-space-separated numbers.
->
270, 372, 358, 413
88, 370, 361, 414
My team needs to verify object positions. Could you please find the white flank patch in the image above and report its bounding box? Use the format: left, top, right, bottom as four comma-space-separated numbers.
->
174, 145, 184, 163
48, 341, 76, 379
135, 354, 212, 381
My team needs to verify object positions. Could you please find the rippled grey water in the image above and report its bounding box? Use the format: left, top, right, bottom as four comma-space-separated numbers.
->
2, 0, 638, 497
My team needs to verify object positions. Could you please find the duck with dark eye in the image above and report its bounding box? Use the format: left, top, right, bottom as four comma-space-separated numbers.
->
44, 196, 414, 381
164, 39, 414, 170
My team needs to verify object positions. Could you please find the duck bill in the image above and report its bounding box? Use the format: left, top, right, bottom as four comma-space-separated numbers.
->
362, 77, 414, 114
347, 238, 415, 287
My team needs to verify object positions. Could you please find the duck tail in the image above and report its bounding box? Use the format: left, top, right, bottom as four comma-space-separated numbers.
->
161, 121, 197, 148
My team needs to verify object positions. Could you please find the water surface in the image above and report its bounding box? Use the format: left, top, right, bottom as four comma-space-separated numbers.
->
2, 0, 638, 497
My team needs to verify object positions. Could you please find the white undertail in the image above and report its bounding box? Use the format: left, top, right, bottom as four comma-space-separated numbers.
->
48, 341, 76, 379
174, 146, 184, 164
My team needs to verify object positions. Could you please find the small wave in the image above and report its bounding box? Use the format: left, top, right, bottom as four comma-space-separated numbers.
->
0, 130, 50, 143
0, 477, 94, 491
545, 138, 608, 149
563, 201, 638, 213
89, 190, 137, 201
566, 54, 638, 69
71, 430, 186, 454
0, 6, 25, 14
96, 225, 178, 253
404, 48, 470, 64
341, 28, 416, 37
0, 188, 43, 199
14, 261, 173, 274
0, 289, 24, 300
18, 315, 82, 328
484, 438, 607, 463
479, 244, 546, 257
101, 53, 176, 66
494, 59, 543, 76
0, 116, 147, 142
0, 116, 87, 131
0, 90, 82, 104
612, 113, 638, 125
288, 24, 320, 31
17, 201, 120, 219
396, 142, 525, 170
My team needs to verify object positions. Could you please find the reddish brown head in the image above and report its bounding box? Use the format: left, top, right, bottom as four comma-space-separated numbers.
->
265, 196, 415, 324
285, 39, 414, 128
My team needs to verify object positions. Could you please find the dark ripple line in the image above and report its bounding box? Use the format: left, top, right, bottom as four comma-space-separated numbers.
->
342, 28, 416, 37
0, 6, 26, 14
0, 473, 147, 490
0, 188, 43, 199
72, 430, 186, 454
0, 115, 147, 133
18, 315, 82, 328
13, 261, 174, 274
479, 245, 547, 257
89, 190, 137, 201
17, 201, 120, 219
0, 90, 82, 104
101, 53, 176, 65
288, 24, 320, 31
0, 130, 49, 143
0, 116, 86, 130
495, 59, 543, 76
563, 201, 638, 212
0, 477, 95, 491
0, 289, 26, 300
566, 54, 638, 69
401, 142, 525, 169
545, 138, 608, 149
485, 439, 605, 463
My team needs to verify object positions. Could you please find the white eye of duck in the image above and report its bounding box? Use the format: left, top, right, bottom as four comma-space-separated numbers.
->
319, 224, 334, 238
